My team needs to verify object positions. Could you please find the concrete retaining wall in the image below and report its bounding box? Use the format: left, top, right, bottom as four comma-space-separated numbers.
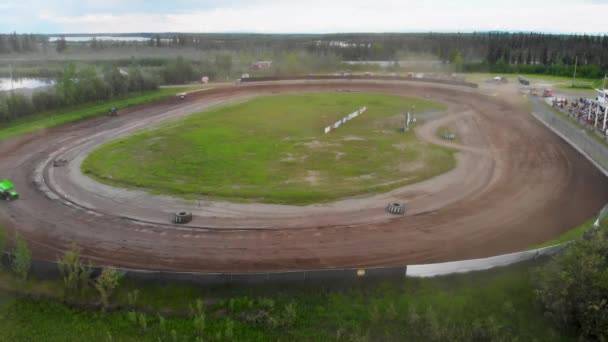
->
406, 245, 565, 277
530, 98, 608, 176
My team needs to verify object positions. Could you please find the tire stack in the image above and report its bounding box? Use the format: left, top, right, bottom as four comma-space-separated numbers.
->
171, 211, 193, 224
385, 202, 406, 215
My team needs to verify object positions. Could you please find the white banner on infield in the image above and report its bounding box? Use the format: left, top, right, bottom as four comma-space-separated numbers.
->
324, 106, 367, 134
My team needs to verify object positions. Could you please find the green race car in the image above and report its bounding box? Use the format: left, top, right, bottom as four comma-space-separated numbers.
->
0, 179, 19, 201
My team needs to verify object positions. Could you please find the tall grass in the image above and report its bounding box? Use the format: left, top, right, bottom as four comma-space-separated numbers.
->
0, 260, 565, 341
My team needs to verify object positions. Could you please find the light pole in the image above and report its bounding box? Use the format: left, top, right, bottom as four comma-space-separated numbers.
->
572, 56, 578, 87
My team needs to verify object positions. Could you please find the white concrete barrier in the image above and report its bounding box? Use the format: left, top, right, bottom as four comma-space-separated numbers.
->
324, 106, 367, 134
406, 244, 566, 278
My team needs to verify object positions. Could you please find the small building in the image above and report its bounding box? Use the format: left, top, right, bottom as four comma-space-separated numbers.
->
249, 61, 272, 71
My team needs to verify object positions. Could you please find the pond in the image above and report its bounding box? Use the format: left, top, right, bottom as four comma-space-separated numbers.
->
48, 36, 170, 42
0, 78, 55, 92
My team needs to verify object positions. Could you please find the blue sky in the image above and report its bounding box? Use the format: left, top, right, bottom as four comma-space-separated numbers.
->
1, 0, 607, 34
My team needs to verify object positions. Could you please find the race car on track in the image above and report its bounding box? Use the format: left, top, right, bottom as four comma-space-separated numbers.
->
0, 179, 19, 201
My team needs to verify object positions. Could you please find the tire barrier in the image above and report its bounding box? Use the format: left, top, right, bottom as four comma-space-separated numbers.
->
385, 202, 406, 215
240, 75, 478, 88
171, 211, 193, 224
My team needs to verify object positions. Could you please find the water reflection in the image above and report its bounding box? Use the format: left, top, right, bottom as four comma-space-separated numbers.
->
0, 78, 55, 91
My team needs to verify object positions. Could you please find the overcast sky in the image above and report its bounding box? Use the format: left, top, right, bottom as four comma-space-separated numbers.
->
1, 0, 607, 34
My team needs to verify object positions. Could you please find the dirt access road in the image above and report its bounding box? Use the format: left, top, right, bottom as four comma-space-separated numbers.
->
0, 80, 607, 272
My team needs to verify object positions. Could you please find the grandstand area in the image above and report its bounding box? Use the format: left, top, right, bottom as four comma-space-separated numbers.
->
548, 88, 608, 138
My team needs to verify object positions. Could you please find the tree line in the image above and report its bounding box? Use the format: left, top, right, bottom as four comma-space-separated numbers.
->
0, 32, 45, 53
0, 63, 158, 122
2, 32, 606, 70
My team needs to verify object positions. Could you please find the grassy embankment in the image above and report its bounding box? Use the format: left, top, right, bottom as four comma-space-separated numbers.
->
83, 92, 455, 205
0, 259, 566, 341
0, 86, 198, 141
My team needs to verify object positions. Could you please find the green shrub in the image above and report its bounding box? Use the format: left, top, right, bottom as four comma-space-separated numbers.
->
534, 227, 608, 340
137, 313, 147, 331
190, 298, 205, 338
127, 289, 139, 307
93, 267, 124, 310
57, 243, 93, 298
11, 233, 31, 281
0, 225, 6, 270
0, 225, 6, 254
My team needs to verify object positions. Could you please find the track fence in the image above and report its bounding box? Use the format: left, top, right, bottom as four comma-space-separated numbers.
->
530, 98, 608, 175
0, 244, 565, 285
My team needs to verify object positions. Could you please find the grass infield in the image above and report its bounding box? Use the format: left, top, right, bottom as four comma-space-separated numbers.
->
82, 92, 455, 204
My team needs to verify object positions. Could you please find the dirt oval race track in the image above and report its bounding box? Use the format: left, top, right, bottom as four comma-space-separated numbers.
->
1, 80, 607, 272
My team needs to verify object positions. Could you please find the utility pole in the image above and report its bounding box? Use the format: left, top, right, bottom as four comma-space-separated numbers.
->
572, 56, 578, 87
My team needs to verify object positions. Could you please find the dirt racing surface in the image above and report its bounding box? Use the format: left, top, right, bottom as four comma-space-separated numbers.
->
1, 80, 607, 272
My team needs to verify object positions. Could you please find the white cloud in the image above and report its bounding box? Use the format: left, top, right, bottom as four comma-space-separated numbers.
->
38, 0, 608, 34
